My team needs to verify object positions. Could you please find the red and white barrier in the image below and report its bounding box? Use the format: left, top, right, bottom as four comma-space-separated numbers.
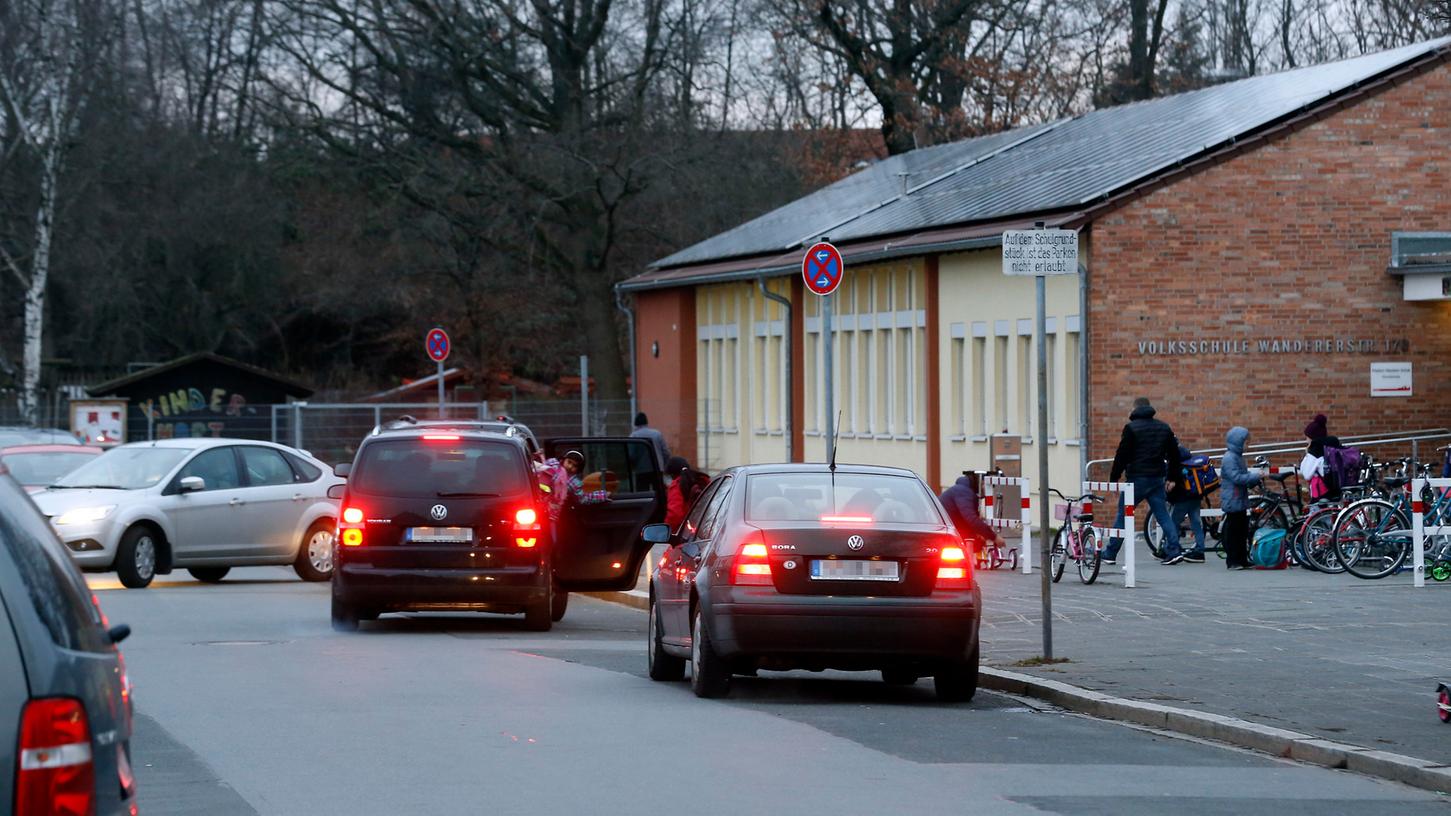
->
982, 474, 1032, 574
1410, 478, 1451, 588
1083, 480, 1136, 587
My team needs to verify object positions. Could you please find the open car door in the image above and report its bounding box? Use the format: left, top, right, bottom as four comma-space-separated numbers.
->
545, 437, 666, 591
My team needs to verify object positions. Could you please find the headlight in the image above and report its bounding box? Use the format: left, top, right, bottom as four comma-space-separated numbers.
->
54, 506, 116, 526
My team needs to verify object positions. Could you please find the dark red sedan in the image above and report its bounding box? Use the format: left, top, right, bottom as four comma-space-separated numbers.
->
645, 464, 981, 701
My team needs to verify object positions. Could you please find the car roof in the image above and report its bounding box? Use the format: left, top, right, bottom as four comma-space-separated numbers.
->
729, 462, 924, 479
111, 437, 289, 451
366, 427, 527, 446
0, 445, 104, 455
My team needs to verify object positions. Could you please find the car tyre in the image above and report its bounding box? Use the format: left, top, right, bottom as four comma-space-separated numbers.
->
188, 567, 230, 583
330, 593, 359, 632
523, 581, 553, 632
690, 610, 731, 698
934, 642, 980, 703
116, 526, 159, 589
551, 576, 569, 622
293, 521, 335, 582
881, 668, 919, 686
647, 597, 686, 681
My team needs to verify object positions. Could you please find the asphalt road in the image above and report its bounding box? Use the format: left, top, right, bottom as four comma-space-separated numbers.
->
92, 567, 1450, 816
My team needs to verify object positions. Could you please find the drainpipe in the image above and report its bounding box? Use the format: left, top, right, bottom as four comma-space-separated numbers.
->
615, 288, 637, 423
758, 277, 793, 462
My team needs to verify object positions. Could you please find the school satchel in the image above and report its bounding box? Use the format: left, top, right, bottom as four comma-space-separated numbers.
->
1250, 527, 1290, 569
1182, 456, 1220, 497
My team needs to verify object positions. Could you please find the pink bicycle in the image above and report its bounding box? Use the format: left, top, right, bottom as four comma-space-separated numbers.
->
1049, 489, 1105, 585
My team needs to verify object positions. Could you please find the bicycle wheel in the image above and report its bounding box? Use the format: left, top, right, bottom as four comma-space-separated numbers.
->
1049, 527, 1067, 583
1334, 499, 1411, 580
1144, 514, 1166, 559
1300, 507, 1345, 574
1078, 527, 1102, 585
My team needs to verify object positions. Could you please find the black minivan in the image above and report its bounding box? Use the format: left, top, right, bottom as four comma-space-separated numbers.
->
1, 465, 137, 816
329, 427, 664, 631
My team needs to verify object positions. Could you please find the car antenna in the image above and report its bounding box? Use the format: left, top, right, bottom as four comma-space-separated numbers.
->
828, 410, 841, 472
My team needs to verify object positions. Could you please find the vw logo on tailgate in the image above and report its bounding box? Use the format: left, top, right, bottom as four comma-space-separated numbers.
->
847, 535, 865, 551
430, 504, 448, 521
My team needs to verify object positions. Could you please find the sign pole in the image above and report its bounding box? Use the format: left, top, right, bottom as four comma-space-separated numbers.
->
823, 293, 834, 455
1035, 260, 1053, 660
580, 355, 590, 436
437, 360, 445, 418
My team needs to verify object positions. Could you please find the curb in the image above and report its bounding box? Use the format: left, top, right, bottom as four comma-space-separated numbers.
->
581, 590, 1451, 794
979, 667, 1451, 795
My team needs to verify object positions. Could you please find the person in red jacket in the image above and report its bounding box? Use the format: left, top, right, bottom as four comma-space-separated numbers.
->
664, 456, 708, 531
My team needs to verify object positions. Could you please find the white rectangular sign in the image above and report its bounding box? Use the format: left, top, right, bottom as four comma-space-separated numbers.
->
1370, 362, 1412, 397
1002, 229, 1079, 276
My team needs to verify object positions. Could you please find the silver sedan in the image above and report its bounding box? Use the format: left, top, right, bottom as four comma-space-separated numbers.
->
32, 438, 343, 588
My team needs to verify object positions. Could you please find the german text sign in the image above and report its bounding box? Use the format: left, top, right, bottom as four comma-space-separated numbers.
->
1002, 229, 1078, 276
1370, 362, 1412, 397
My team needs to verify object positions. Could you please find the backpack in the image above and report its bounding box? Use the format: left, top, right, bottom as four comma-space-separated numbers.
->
1250, 527, 1289, 569
1322, 446, 1362, 492
1181, 455, 1220, 498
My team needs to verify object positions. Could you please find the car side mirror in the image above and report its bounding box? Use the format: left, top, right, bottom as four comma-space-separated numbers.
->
326, 484, 346, 500
107, 624, 131, 645
641, 523, 671, 544
178, 476, 205, 493
333, 463, 351, 478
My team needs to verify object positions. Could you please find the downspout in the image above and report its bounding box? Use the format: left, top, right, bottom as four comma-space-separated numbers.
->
615, 288, 637, 422
1078, 256, 1089, 479
758, 277, 793, 463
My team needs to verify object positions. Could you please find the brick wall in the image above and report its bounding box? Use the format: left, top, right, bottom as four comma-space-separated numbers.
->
1088, 58, 1451, 465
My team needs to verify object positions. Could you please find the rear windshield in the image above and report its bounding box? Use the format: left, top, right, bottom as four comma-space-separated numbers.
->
352, 439, 528, 498
745, 473, 944, 525
2, 451, 98, 486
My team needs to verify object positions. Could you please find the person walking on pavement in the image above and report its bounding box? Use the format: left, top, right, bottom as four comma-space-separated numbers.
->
938, 472, 1005, 558
1167, 445, 1207, 563
664, 455, 709, 531
631, 412, 671, 468
1104, 397, 1186, 566
1220, 426, 1265, 570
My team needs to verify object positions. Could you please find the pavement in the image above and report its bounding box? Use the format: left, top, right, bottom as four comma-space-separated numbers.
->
91, 567, 1451, 815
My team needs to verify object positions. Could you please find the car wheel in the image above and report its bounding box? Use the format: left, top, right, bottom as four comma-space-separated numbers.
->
934, 642, 980, 703
523, 580, 553, 632
293, 521, 335, 582
330, 593, 359, 632
116, 526, 159, 589
647, 597, 686, 681
551, 576, 569, 623
881, 669, 919, 686
188, 567, 231, 583
690, 610, 731, 698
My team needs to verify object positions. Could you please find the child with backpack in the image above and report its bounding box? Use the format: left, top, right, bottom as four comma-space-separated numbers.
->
1167, 445, 1219, 563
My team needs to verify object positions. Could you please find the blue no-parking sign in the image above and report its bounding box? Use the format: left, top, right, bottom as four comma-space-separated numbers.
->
802, 242, 843, 296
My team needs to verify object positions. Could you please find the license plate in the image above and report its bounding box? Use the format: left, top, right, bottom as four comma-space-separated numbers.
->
406, 526, 472, 543
809, 559, 900, 581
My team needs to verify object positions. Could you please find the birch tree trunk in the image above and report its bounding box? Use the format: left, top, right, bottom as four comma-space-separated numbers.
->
18, 140, 61, 424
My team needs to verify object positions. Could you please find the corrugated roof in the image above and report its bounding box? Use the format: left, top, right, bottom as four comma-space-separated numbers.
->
648, 36, 1451, 273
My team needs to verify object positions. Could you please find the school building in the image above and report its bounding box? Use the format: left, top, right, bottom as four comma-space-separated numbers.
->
618, 37, 1451, 493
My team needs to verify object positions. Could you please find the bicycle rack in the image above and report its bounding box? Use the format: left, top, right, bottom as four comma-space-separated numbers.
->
1083, 480, 1136, 588
981, 475, 1032, 575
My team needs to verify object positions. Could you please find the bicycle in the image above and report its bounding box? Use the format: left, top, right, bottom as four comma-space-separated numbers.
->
1145, 492, 1225, 559
1331, 470, 1446, 579
1048, 489, 1106, 585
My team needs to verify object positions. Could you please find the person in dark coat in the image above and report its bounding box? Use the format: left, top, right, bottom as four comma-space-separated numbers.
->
1105, 397, 1186, 565
938, 473, 1003, 553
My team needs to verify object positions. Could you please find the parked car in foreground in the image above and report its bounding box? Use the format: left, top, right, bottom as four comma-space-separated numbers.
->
0, 426, 81, 447
1, 464, 137, 816
647, 464, 982, 702
1, 443, 104, 492
31, 438, 342, 588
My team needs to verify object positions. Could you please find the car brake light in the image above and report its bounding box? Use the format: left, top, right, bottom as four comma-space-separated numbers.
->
342, 507, 364, 524
936, 542, 972, 588
821, 515, 873, 524
515, 508, 538, 527
422, 434, 460, 441
515, 506, 541, 547
16, 697, 94, 816
341, 529, 363, 547
733, 533, 773, 586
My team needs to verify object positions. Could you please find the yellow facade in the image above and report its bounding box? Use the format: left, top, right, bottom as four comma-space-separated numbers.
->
694, 246, 1088, 498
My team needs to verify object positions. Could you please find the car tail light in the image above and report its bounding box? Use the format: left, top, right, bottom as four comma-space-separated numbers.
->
422, 434, 460, 441
342, 506, 364, 524
341, 529, 364, 546
515, 508, 538, 527
936, 543, 972, 588
16, 697, 95, 816
514, 505, 541, 547
733, 534, 773, 586
821, 515, 873, 525
339, 504, 365, 546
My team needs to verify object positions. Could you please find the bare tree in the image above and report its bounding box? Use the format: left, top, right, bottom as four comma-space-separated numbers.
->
0, 0, 99, 423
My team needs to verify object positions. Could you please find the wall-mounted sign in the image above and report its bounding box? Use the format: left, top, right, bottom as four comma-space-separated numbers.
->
1370, 362, 1412, 397
70, 400, 126, 446
1002, 229, 1078, 276
1137, 338, 1411, 356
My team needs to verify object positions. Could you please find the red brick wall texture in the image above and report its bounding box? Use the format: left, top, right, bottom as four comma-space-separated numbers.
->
1089, 59, 1451, 461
